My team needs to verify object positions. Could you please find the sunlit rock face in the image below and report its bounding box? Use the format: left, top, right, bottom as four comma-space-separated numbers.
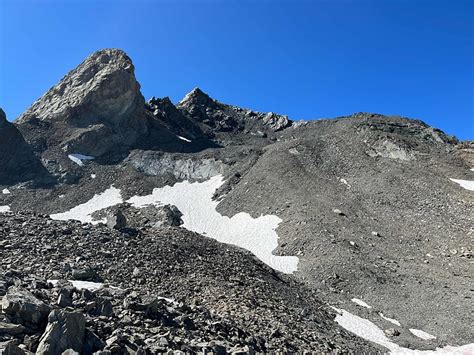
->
16, 49, 148, 156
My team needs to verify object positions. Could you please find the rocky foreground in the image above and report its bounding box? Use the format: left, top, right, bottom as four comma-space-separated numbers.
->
0, 211, 377, 354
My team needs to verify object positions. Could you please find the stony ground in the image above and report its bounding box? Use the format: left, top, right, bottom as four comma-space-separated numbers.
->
2, 114, 473, 351
217, 116, 474, 346
0, 211, 378, 354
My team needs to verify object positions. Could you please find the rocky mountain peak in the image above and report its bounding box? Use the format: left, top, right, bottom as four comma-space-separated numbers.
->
17, 48, 143, 126
16, 48, 148, 157
178, 87, 214, 107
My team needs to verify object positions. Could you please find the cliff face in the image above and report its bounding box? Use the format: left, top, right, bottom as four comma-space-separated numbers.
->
16, 49, 149, 157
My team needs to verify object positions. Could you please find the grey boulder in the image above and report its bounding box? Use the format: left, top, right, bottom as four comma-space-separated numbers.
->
36, 310, 85, 355
1, 287, 50, 326
106, 209, 127, 230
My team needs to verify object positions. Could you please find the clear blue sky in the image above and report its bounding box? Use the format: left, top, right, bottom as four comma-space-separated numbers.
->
1, 0, 473, 139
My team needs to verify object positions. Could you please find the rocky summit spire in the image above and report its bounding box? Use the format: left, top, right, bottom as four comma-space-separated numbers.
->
178, 87, 214, 107
16, 49, 148, 156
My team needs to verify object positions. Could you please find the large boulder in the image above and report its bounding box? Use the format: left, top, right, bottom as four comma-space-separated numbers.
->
36, 310, 86, 355
106, 209, 127, 230
16, 49, 149, 157
0, 341, 26, 355
0, 109, 49, 185
1, 286, 50, 327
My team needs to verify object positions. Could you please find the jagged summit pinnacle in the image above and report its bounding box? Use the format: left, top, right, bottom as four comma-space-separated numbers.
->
178, 87, 214, 106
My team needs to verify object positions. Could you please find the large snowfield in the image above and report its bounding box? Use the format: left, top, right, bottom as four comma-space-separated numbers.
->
50, 174, 299, 274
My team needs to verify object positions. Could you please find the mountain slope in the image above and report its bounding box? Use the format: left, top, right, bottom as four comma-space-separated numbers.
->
1, 49, 472, 353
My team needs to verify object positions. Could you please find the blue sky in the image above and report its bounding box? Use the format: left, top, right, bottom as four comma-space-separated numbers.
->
1, 0, 472, 139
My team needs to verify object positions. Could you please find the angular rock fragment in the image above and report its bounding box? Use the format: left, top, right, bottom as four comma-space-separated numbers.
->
1, 287, 50, 326
36, 310, 85, 355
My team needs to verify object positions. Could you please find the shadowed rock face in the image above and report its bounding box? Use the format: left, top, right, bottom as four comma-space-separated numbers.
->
16, 49, 148, 157
0, 108, 50, 185
177, 87, 290, 136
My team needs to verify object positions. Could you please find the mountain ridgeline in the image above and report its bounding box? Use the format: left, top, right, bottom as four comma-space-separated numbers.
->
0, 49, 473, 354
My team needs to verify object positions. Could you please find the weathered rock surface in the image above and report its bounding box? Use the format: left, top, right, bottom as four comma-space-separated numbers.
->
16, 49, 148, 157
1, 286, 50, 327
36, 310, 86, 355
0, 341, 26, 355
177, 88, 291, 140
0, 109, 50, 185
93, 203, 183, 230
106, 209, 127, 230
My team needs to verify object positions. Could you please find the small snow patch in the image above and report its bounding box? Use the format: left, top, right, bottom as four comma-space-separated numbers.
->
0, 206, 11, 213
409, 328, 436, 340
332, 307, 474, 354
48, 280, 104, 291
50, 186, 122, 224
91, 174, 96, 179
450, 178, 474, 191
177, 135, 192, 143
68, 153, 94, 166
2, 188, 11, 194
351, 298, 372, 309
340, 178, 351, 188
332, 307, 399, 352
379, 313, 401, 326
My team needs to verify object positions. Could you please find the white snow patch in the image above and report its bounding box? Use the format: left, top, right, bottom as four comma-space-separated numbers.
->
340, 178, 351, 188
332, 307, 474, 354
50, 186, 122, 224
68, 153, 94, 166
177, 135, 192, 143
48, 280, 104, 291
351, 298, 372, 309
333, 307, 399, 352
450, 178, 474, 191
409, 329, 436, 340
91, 174, 96, 179
0, 206, 11, 213
379, 312, 401, 326
127, 175, 299, 274
2, 188, 11, 194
